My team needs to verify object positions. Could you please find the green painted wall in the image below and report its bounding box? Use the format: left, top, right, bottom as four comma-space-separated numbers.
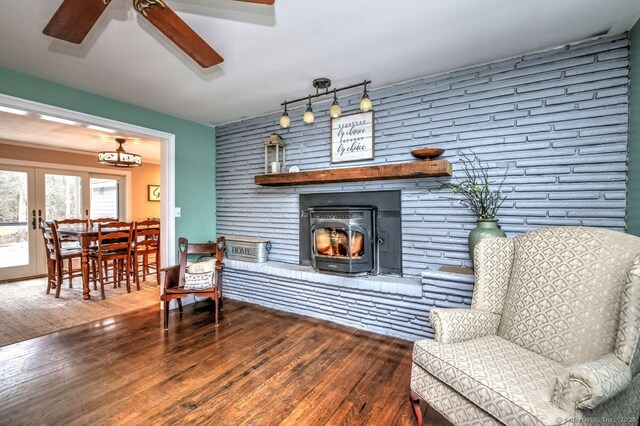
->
0, 66, 216, 245
630, 25, 640, 236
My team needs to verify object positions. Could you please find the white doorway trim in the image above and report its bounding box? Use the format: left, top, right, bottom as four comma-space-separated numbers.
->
0, 93, 177, 269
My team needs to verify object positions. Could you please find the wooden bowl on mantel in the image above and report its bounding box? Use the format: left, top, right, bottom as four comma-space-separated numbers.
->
411, 148, 445, 161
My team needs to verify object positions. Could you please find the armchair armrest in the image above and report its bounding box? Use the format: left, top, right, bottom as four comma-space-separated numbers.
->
552, 354, 632, 411
429, 308, 500, 344
162, 264, 180, 290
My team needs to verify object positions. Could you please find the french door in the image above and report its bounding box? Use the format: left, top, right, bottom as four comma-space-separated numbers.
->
0, 165, 125, 281
0, 165, 37, 280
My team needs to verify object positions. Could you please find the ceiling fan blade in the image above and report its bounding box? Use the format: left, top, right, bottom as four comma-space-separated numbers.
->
135, 0, 223, 68
43, 0, 111, 44
234, 0, 275, 4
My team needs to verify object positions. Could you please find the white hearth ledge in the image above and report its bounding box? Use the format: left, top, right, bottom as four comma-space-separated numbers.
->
224, 259, 422, 297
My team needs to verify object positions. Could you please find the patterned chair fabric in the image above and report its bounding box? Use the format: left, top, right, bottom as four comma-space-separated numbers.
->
615, 255, 640, 376
471, 237, 514, 314
497, 227, 640, 366
410, 227, 640, 425
429, 308, 500, 344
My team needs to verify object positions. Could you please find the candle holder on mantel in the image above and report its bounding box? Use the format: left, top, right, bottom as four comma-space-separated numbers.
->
264, 132, 286, 174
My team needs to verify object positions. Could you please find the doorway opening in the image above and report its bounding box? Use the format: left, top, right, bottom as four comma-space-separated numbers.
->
0, 93, 176, 280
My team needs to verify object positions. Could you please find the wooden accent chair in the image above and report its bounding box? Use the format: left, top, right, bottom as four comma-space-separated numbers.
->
53, 218, 87, 288
132, 219, 160, 287
162, 237, 225, 330
39, 219, 83, 298
88, 221, 133, 299
410, 227, 640, 425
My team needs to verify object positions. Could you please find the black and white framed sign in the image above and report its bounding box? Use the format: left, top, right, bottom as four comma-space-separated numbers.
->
331, 111, 374, 163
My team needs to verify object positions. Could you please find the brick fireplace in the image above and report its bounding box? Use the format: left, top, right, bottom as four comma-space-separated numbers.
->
217, 34, 629, 340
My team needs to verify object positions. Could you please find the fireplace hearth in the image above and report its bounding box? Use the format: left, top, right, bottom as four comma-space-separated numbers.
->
300, 191, 402, 276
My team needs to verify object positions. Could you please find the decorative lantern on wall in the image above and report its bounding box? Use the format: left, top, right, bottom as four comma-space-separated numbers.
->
263, 132, 286, 174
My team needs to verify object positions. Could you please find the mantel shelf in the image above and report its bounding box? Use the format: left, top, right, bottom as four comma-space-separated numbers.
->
254, 160, 452, 186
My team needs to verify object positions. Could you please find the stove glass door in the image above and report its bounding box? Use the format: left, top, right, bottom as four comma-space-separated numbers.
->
313, 227, 365, 259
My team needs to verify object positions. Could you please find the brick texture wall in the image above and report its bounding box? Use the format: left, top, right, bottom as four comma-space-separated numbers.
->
216, 34, 629, 340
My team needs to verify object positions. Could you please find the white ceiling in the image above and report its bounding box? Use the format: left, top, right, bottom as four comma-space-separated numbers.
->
0, 0, 639, 126
0, 110, 162, 162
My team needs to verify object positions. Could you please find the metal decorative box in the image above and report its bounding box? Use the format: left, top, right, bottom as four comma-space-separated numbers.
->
224, 236, 271, 263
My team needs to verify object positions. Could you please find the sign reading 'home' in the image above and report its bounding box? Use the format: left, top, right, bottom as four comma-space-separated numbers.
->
330, 111, 374, 163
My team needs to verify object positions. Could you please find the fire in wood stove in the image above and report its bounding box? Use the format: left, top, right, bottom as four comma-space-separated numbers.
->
314, 228, 364, 258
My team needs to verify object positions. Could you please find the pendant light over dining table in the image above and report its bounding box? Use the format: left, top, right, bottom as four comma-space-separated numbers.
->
98, 138, 142, 167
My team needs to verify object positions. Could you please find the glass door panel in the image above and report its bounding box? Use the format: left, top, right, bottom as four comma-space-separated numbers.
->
313, 228, 365, 259
0, 166, 37, 280
43, 173, 85, 221
90, 177, 120, 220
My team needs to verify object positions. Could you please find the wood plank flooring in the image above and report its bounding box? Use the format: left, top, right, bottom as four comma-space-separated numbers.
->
0, 299, 450, 425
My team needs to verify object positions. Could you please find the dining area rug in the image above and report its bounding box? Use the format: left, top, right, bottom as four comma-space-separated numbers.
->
0, 277, 160, 347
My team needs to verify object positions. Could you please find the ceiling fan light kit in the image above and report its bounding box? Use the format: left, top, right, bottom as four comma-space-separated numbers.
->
98, 138, 142, 167
279, 79, 373, 127
43, 0, 275, 68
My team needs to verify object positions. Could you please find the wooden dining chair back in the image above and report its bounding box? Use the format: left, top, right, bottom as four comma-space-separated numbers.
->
54, 218, 88, 242
132, 219, 160, 288
40, 219, 83, 297
91, 221, 133, 299
39, 219, 59, 296
54, 218, 87, 226
52, 218, 87, 285
162, 236, 225, 330
90, 217, 118, 227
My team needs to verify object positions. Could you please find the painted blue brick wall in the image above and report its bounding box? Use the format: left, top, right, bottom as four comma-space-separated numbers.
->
216, 34, 630, 340
217, 34, 629, 275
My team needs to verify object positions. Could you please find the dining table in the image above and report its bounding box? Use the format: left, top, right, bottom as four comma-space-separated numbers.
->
56, 223, 111, 300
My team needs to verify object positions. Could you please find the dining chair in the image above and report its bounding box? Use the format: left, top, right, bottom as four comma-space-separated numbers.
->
132, 219, 160, 288
88, 221, 133, 299
40, 219, 84, 298
89, 217, 119, 281
52, 219, 86, 289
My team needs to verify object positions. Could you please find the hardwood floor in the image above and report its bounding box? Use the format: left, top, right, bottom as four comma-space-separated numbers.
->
0, 299, 451, 425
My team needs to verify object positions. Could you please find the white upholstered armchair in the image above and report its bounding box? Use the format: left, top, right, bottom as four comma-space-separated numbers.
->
410, 227, 640, 425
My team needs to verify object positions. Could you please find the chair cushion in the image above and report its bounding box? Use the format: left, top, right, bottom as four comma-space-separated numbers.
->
410, 363, 502, 426
413, 335, 572, 425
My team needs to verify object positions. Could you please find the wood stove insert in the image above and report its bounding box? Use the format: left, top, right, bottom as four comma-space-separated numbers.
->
310, 207, 375, 275
300, 191, 402, 276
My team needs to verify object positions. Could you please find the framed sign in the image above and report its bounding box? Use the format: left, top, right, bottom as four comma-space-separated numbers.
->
148, 185, 160, 202
331, 111, 374, 163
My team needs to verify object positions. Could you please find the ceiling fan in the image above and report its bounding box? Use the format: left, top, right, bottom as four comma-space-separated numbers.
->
43, 0, 275, 68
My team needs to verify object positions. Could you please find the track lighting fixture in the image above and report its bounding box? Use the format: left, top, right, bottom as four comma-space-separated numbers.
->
279, 79, 372, 128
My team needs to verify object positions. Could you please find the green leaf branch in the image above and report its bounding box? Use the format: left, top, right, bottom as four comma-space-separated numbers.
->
440, 151, 508, 220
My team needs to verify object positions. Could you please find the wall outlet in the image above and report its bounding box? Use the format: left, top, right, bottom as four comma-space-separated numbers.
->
175, 207, 181, 218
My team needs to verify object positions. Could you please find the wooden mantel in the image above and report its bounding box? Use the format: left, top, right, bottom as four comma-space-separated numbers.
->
254, 160, 452, 186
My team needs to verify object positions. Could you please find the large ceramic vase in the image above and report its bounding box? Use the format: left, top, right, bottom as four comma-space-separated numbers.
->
468, 219, 506, 263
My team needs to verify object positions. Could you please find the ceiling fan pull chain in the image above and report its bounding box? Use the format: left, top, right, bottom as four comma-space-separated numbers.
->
133, 0, 166, 17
